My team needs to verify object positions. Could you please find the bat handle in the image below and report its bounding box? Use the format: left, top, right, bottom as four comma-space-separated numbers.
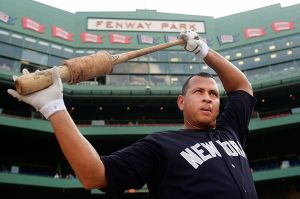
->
113, 39, 185, 65
15, 66, 71, 95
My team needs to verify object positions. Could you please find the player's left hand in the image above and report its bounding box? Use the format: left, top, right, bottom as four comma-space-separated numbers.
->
179, 30, 209, 59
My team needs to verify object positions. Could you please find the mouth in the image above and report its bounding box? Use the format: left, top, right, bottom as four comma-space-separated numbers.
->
200, 107, 212, 112
200, 107, 211, 112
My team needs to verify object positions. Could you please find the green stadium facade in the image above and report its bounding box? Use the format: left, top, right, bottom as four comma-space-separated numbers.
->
1, 0, 300, 198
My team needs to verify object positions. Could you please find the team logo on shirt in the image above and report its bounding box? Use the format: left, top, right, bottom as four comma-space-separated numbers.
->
180, 140, 246, 169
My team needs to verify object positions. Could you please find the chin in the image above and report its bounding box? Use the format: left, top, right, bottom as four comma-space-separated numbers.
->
198, 120, 216, 129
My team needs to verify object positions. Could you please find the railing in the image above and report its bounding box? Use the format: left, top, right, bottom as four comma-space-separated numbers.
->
0, 109, 299, 127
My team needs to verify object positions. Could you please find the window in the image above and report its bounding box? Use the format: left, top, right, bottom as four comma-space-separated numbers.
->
275, 38, 289, 50
243, 54, 268, 69
186, 63, 200, 74
0, 56, 18, 72
268, 45, 276, 51
62, 47, 74, 58
22, 49, 48, 65
242, 46, 255, 57
296, 60, 300, 70
235, 52, 242, 58
199, 64, 216, 74
245, 67, 272, 83
252, 43, 266, 54
75, 50, 86, 57
48, 55, 64, 67
271, 62, 297, 76
148, 51, 159, 61
268, 49, 293, 64
290, 34, 300, 47
0, 29, 10, 42
24, 37, 37, 50
113, 62, 148, 74
158, 51, 169, 62
149, 63, 168, 74
50, 44, 63, 57
220, 50, 232, 59
149, 75, 170, 86
232, 48, 243, 59
169, 51, 188, 62
241, 43, 265, 57
169, 63, 186, 74
293, 46, 300, 57
270, 53, 277, 59
130, 54, 148, 61
36, 40, 50, 53
11, 33, 23, 46
129, 75, 150, 86
0, 42, 22, 59
170, 75, 189, 86
287, 50, 293, 55
106, 75, 129, 86
254, 57, 261, 62
266, 40, 276, 51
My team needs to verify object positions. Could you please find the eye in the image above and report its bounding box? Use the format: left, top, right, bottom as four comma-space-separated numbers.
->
194, 89, 203, 94
210, 91, 219, 97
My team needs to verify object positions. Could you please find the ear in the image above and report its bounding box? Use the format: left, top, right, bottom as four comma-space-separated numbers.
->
177, 95, 184, 111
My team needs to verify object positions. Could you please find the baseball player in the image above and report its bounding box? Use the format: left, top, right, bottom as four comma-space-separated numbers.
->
8, 30, 258, 198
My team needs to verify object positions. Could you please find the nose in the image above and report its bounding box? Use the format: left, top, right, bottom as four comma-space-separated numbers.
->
202, 93, 212, 103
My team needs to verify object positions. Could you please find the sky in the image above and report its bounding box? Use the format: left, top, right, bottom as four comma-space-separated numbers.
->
33, 0, 300, 18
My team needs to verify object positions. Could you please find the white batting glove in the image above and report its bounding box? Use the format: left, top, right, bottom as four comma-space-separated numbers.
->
7, 66, 66, 119
179, 30, 209, 59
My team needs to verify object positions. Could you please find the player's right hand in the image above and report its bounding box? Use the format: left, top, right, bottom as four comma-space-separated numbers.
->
7, 66, 66, 119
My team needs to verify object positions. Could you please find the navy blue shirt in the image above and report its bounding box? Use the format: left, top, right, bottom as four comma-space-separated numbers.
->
101, 90, 258, 199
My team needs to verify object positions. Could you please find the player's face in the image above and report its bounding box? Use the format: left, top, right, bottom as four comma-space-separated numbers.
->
177, 76, 220, 129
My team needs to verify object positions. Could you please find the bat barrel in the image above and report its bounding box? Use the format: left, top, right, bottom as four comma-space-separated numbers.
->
63, 51, 113, 84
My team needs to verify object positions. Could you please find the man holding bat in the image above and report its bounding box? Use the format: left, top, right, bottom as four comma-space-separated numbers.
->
7, 30, 258, 199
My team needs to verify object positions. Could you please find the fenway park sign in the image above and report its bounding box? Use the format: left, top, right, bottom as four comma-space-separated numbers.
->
87, 18, 205, 33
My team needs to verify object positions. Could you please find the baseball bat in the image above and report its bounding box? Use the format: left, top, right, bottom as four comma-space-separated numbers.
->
15, 39, 185, 95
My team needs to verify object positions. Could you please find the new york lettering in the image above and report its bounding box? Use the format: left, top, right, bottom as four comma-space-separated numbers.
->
180, 140, 246, 169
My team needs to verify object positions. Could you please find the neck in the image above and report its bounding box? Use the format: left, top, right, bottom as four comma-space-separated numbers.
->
184, 120, 216, 130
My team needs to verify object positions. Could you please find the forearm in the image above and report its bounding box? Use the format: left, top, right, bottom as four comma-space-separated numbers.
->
49, 110, 107, 189
204, 49, 253, 96
8, 67, 107, 188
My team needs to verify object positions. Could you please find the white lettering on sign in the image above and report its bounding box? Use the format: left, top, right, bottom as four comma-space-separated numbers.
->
87, 19, 205, 33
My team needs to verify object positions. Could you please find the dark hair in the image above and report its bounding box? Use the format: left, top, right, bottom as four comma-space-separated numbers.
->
181, 72, 214, 95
